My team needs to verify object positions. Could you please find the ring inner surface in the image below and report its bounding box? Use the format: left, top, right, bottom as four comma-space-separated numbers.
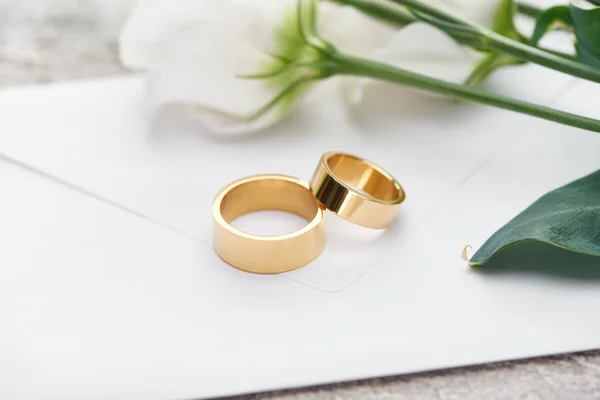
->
220, 178, 319, 228
326, 154, 399, 201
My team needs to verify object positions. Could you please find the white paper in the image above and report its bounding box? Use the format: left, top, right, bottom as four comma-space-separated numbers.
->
0, 66, 599, 400
0, 64, 578, 291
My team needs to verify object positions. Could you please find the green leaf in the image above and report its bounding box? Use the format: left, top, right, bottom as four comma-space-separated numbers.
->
570, 0, 600, 67
529, 5, 573, 46
468, 170, 600, 266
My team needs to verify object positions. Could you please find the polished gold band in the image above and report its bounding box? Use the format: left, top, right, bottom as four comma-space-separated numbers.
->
212, 174, 326, 274
310, 152, 405, 229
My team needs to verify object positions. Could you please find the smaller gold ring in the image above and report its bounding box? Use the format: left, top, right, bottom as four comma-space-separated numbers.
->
310, 152, 405, 229
212, 174, 326, 274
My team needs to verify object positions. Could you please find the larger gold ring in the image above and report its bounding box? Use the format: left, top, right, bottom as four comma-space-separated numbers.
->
310, 152, 405, 229
212, 174, 326, 274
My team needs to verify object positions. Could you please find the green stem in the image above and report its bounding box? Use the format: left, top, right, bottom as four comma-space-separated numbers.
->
330, 0, 415, 26
333, 0, 584, 75
545, 48, 578, 61
485, 32, 600, 82
331, 53, 600, 133
385, 0, 600, 84
388, 0, 463, 24
517, 2, 544, 19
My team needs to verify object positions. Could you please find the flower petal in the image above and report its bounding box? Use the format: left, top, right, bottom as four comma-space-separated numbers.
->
318, 2, 397, 57
146, 25, 291, 134
119, 0, 286, 70
121, 0, 403, 134
345, 23, 478, 105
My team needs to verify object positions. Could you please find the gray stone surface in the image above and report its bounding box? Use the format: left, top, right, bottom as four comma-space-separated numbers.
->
1, 1, 599, 399
227, 352, 600, 400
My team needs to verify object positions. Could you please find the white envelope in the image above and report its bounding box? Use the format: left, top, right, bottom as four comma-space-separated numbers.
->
1, 61, 599, 400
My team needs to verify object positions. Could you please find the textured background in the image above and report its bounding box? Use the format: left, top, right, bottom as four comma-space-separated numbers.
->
2, 1, 600, 399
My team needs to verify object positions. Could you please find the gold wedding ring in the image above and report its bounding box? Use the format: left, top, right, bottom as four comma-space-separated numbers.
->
310, 152, 405, 229
212, 174, 326, 274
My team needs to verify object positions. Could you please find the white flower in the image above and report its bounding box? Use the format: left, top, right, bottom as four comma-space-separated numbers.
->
348, 0, 505, 106
119, 0, 396, 134
120, 0, 515, 133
